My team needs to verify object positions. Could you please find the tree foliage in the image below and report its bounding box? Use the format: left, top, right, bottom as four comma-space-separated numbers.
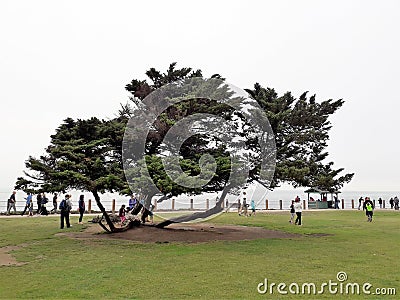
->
122, 76, 266, 228
245, 84, 353, 191
125, 63, 353, 194
15, 117, 128, 232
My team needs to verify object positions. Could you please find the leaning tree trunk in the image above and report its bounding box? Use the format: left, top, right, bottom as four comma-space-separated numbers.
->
92, 190, 116, 233
156, 186, 231, 228
92, 190, 142, 233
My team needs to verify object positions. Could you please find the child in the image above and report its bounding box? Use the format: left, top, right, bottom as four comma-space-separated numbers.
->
289, 200, 295, 224
119, 204, 126, 225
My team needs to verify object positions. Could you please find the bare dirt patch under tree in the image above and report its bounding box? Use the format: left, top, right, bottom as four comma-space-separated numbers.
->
64, 223, 300, 243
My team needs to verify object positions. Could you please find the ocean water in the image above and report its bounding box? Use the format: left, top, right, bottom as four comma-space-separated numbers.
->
1, 188, 399, 213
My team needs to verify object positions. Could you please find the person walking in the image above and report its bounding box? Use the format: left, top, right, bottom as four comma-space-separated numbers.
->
59, 194, 72, 229
242, 199, 248, 217
334, 196, 340, 209
289, 200, 295, 224
40, 193, 49, 215
389, 198, 394, 209
36, 193, 42, 214
241, 192, 248, 216
250, 199, 256, 216
78, 195, 85, 224
51, 193, 58, 214
28, 196, 33, 216
394, 196, 399, 210
378, 198, 383, 209
365, 201, 374, 222
6, 191, 17, 215
21, 193, 32, 216
363, 197, 374, 220
237, 198, 241, 215
358, 197, 363, 210
294, 198, 303, 226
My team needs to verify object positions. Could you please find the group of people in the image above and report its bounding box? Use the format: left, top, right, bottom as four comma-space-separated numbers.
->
237, 192, 257, 217
6, 191, 59, 216
59, 194, 86, 229
388, 196, 399, 210
3, 191, 86, 229
118, 194, 155, 226
358, 196, 399, 210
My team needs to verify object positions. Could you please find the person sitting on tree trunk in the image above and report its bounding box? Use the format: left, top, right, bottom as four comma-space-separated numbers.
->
119, 204, 127, 225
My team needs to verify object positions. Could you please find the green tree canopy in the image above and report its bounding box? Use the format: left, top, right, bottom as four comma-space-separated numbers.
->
122, 76, 276, 227
245, 84, 353, 192
15, 117, 128, 232
124, 63, 353, 196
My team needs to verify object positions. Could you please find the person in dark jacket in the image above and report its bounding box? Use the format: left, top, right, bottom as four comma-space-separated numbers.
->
36, 193, 42, 214
289, 200, 295, 224
365, 201, 374, 222
78, 195, 85, 224
50, 193, 58, 214
363, 197, 374, 221
60, 194, 71, 229
6, 191, 17, 215
40, 193, 49, 215
389, 198, 394, 209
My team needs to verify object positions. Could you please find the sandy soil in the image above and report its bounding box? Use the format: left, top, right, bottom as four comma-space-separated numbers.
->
0, 244, 28, 266
65, 222, 300, 243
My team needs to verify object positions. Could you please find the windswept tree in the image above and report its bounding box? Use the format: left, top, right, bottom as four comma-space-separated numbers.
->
123, 63, 353, 208
16, 62, 353, 232
15, 117, 128, 232
123, 76, 276, 227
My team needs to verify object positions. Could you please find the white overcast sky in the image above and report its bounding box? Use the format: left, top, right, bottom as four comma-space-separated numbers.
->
1, 0, 399, 192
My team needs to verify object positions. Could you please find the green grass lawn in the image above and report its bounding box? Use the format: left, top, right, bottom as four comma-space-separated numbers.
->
0, 210, 399, 299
